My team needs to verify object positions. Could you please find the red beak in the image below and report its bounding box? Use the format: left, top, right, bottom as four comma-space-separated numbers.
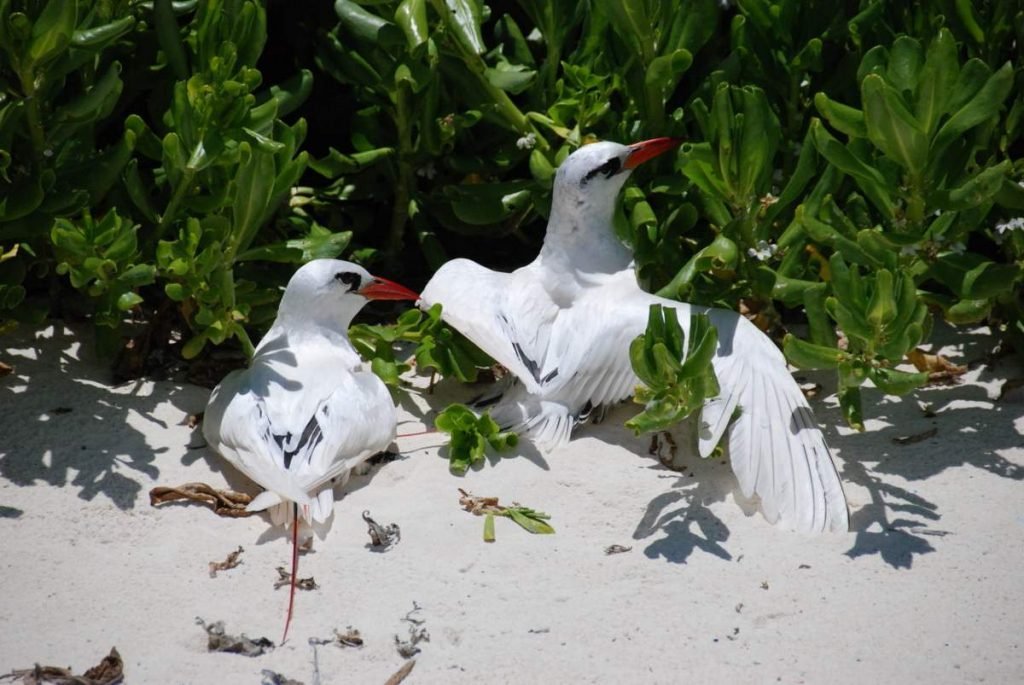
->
623, 137, 683, 169
356, 276, 420, 301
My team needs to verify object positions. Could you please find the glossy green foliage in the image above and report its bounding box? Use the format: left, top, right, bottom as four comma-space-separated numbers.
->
0, 0, 140, 330
434, 403, 518, 475
349, 303, 492, 386
0, 0, 318, 356
626, 306, 720, 435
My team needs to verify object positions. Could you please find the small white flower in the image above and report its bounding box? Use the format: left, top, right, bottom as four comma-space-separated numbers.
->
747, 240, 778, 261
799, 78, 810, 89
995, 216, 1024, 235
416, 162, 437, 180
516, 133, 537, 150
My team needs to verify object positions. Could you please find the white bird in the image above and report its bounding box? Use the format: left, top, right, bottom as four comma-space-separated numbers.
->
420, 139, 849, 533
203, 258, 419, 640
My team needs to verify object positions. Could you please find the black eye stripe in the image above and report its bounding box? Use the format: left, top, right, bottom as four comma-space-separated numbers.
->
334, 271, 361, 290
582, 157, 622, 184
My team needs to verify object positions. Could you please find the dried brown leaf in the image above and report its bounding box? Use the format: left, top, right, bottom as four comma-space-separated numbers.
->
383, 661, 416, 685
892, 427, 938, 445
457, 488, 501, 515
196, 618, 274, 657
209, 546, 244, 578
907, 348, 967, 382
149, 482, 255, 517
80, 648, 122, 685
0, 361, 13, 377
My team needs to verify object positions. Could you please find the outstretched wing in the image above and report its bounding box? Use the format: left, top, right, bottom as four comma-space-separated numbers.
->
552, 286, 848, 532
420, 259, 560, 394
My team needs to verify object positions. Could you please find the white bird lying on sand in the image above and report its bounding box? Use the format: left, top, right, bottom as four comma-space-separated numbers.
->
203, 258, 419, 640
420, 138, 849, 533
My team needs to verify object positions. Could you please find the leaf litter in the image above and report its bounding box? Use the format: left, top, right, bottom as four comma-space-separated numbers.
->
209, 546, 244, 578
196, 618, 274, 657
260, 670, 303, 685
362, 510, 400, 549
394, 603, 429, 659
309, 627, 363, 649
458, 488, 554, 542
149, 482, 255, 517
274, 567, 318, 591
0, 647, 123, 685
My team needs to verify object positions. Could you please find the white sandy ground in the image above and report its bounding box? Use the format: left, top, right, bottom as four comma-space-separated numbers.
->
1, 321, 1022, 685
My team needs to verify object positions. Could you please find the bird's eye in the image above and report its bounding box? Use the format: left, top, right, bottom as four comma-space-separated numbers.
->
334, 271, 361, 291
582, 157, 622, 184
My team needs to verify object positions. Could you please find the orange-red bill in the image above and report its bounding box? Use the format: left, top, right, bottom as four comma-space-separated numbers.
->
357, 277, 420, 301
623, 137, 683, 169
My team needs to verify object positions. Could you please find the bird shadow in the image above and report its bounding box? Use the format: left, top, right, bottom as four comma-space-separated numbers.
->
584, 408, 736, 564
1, 323, 208, 512
575, 321, 1023, 570
806, 325, 1023, 569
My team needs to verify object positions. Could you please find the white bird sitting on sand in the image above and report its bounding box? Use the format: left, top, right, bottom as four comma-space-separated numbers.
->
420, 139, 849, 533
203, 258, 419, 639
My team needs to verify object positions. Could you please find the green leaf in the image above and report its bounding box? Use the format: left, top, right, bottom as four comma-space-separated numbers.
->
435, 404, 518, 474
783, 334, 844, 370
814, 93, 867, 139
116, 291, 143, 311
483, 512, 495, 542
645, 49, 692, 110
505, 507, 555, 534
869, 367, 927, 395
396, 0, 428, 50
28, 0, 77, 67
915, 28, 957, 136
334, 0, 403, 46
865, 268, 896, 329
153, 0, 188, 80
440, 0, 485, 55
932, 61, 1013, 157
861, 75, 927, 176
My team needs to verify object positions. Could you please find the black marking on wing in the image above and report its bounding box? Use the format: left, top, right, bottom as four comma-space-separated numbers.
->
540, 368, 559, 384
582, 157, 622, 184
280, 412, 324, 469
511, 340, 542, 384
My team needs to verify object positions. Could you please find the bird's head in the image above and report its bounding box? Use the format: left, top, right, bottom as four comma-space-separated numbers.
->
278, 259, 419, 331
549, 137, 682, 231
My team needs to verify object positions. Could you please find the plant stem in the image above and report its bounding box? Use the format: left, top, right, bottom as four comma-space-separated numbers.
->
157, 167, 195, 240
19, 69, 47, 158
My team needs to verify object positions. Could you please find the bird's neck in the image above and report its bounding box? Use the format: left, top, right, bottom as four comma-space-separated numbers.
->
540, 201, 634, 275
